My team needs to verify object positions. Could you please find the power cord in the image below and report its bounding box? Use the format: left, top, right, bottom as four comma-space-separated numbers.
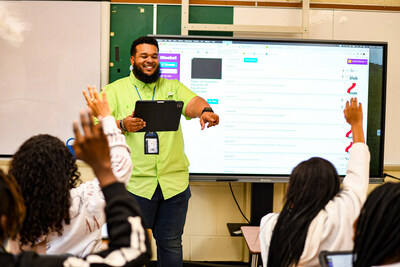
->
383, 173, 400, 181
229, 182, 250, 223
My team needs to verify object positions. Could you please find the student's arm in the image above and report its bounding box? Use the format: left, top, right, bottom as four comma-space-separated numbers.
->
71, 109, 150, 265
72, 109, 115, 187
185, 96, 220, 130
337, 97, 370, 215
83, 86, 132, 184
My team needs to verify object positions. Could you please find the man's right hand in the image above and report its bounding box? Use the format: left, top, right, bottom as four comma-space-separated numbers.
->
122, 113, 146, 133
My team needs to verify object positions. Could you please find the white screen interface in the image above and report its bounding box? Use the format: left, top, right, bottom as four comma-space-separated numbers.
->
326, 254, 353, 267
157, 39, 372, 176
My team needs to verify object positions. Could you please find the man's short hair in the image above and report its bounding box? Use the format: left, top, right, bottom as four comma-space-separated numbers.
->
130, 36, 159, 56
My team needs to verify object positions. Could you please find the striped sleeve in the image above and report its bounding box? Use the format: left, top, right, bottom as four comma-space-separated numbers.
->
102, 116, 132, 186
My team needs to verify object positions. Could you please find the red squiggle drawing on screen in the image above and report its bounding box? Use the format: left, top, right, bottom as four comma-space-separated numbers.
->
347, 83, 356, 93
345, 142, 353, 153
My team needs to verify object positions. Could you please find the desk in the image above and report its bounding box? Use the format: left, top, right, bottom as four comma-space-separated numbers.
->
241, 226, 261, 267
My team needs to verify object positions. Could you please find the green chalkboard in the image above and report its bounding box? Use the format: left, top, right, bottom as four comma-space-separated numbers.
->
110, 4, 154, 82
109, 4, 234, 82
157, 5, 181, 35
188, 6, 233, 37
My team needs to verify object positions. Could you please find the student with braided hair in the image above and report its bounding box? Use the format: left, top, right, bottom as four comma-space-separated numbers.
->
353, 182, 400, 267
259, 97, 370, 267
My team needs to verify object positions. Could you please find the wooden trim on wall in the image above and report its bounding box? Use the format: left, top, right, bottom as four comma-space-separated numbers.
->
310, 3, 400, 11
257, 1, 302, 8
189, 0, 256, 6
112, 0, 181, 4
110, 0, 400, 11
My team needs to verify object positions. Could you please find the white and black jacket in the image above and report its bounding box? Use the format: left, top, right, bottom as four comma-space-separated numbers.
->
0, 182, 151, 267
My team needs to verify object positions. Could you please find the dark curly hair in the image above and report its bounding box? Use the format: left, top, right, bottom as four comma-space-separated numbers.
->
9, 134, 81, 248
0, 169, 26, 247
130, 36, 159, 56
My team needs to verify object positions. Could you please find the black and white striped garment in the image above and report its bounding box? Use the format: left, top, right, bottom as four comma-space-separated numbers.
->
0, 183, 151, 267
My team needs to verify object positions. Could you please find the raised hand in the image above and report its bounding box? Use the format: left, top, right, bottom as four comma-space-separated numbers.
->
83, 85, 111, 118
344, 97, 365, 144
344, 97, 363, 127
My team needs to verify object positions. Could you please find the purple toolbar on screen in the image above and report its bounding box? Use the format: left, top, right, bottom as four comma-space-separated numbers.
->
347, 59, 368, 65
159, 53, 181, 80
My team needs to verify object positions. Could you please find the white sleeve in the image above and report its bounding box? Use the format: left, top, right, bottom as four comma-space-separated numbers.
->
340, 142, 370, 214
101, 116, 132, 186
259, 213, 278, 267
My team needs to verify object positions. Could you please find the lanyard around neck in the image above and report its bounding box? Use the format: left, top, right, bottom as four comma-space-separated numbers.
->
134, 84, 156, 101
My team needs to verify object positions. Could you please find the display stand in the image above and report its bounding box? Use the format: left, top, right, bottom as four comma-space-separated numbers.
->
227, 183, 273, 236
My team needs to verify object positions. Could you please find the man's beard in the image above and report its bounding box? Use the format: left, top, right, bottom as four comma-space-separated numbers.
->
133, 63, 161, 83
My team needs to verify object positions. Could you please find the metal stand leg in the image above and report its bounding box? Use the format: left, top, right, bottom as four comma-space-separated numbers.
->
251, 254, 259, 267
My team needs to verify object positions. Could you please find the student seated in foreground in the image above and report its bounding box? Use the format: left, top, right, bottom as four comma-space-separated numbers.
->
353, 182, 400, 267
9, 88, 132, 256
0, 109, 151, 266
259, 97, 370, 267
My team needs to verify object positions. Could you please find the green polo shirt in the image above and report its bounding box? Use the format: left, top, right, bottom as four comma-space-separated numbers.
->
104, 72, 197, 200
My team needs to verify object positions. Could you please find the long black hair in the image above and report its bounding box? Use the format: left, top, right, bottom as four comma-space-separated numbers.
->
353, 182, 400, 267
267, 157, 341, 267
9, 134, 81, 248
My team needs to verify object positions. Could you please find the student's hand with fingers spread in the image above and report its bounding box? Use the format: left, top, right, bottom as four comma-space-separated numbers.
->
344, 97, 363, 127
72, 109, 116, 187
344, 97, 365, 144
82, 85, 111, 118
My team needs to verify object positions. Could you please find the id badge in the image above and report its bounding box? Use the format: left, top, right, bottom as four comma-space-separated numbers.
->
145, 132, 159, 154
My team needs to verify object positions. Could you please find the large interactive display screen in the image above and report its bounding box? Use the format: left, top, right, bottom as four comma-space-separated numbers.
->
154, 35, 387, 182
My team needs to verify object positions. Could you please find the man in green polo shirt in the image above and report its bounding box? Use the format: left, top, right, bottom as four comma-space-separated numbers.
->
103, 36, 219, 267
